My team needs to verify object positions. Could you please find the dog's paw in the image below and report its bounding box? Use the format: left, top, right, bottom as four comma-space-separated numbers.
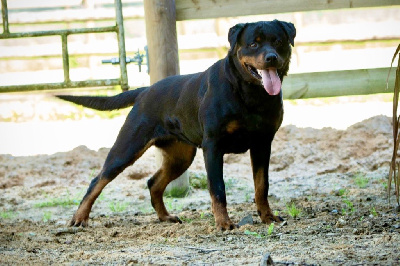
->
159, 215, 183, 224
216, 219, 238, 231
69, 213, 89, 227
260, 213, 284, 225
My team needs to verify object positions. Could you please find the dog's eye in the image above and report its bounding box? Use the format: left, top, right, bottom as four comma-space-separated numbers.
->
274, 39, 283, 47
249, 42, 258, 49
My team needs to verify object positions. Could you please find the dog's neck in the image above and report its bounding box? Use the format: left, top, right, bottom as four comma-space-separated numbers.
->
223, 54, 283, 113
224, 54, 251, 89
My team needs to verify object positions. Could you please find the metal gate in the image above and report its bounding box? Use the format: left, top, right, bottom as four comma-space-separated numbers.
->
0, 0, 129, 92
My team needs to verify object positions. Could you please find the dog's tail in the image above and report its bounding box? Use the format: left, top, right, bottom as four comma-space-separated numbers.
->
56, 87, 147, 111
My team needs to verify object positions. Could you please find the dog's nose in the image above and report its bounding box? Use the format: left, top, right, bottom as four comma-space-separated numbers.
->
265, 53, 278, 64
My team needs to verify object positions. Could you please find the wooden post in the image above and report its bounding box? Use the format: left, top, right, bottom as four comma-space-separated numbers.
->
144, 0, 189, 195
144, 0, 179, 83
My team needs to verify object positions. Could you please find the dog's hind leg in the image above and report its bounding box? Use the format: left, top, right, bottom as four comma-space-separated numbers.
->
147, 140, 196, 223
70, 111, 155, 227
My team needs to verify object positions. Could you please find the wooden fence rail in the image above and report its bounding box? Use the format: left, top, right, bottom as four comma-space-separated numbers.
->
285, 67, 395, 99
176, 0, 400, 20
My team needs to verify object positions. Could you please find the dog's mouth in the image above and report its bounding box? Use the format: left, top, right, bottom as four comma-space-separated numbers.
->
245, 64, 281, 96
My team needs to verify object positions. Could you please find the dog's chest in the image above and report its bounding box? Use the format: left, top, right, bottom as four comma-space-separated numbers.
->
219, 113, 279, 153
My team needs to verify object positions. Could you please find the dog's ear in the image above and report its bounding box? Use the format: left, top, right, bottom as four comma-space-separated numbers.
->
228, 23, 246, 52
274, 20, 296, 47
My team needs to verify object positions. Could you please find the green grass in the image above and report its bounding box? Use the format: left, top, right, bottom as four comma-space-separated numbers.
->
0, 210, 15, 219
164, 198, 184, 212
97, 192, 106, 201
267, 223, 275, 236
179, 216, 193, 223
353, 173, 369, 188
108, 201, 128, 213
225, 179, 236, 189
370, 207, 378, 217
164, 186, 189, 198
190, 171, 235, 190
244, 230, 264, 238
138, 204, 153, 214
88, 168, 97, 180
33, 188, 103, 212
342, 198, 355, 215
42, 211, 52, 222
286, 203, 302, 218
337, 188, 348, 197
244, 225, 275, 238
244, 191, 252, 202
381, 179, 388, 190
198, 211, 213, 220
189, 172, 208, 189
34, 194, 79, 208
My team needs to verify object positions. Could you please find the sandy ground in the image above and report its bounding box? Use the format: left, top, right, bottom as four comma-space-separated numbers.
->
0, 94, 399, 265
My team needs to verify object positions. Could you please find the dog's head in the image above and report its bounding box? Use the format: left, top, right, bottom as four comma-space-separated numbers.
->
228, 20, 296, 96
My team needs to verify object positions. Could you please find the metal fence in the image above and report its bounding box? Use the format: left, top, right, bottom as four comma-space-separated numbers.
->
0, 0, 129, 92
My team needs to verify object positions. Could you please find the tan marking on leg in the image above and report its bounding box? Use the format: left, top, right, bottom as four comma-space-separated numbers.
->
150, 141, 196, 223
210, 195, 235, 230
150, 170, 171, 221
253, 167, 280, 224
71, 178, 109, 227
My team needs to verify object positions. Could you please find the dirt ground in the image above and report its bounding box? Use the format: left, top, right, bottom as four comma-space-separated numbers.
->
1, 104, 400, 264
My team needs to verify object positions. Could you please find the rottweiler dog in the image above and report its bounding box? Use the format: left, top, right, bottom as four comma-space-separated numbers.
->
57, 20, 296, 230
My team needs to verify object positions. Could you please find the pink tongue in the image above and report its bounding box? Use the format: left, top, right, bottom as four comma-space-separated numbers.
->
261, 68, 281, 95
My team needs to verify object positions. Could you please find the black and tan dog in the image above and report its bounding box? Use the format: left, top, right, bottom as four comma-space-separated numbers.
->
57, 20, 295, 230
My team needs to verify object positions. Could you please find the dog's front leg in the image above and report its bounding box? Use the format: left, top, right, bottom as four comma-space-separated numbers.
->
203, 142, 236, 230
250, 140, 283, 224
